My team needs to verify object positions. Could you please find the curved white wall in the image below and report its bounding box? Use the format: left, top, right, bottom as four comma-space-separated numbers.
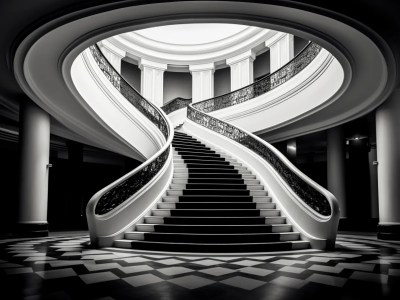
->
210, 49, 344, 135
71, 49, 166, 159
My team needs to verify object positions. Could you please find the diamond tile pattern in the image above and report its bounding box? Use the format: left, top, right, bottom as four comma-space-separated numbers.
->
0, 234, 400, 299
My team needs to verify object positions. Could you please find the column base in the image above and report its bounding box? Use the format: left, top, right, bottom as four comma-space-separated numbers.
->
14, 222, 49, 238
377, 223, 400, 240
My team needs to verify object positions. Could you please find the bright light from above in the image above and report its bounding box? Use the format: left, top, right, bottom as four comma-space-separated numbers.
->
135, 24, 249, 45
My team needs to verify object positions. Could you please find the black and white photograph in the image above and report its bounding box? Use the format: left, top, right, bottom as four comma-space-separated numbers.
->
0, 1, 399, 299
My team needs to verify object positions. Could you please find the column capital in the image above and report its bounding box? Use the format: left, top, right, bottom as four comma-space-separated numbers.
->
226, 49, 256, 66
265, 32, 291, 48
189, 62, 215, 73
139, 58, 167, 71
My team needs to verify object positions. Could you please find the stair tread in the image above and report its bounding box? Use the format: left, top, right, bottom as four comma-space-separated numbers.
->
127, 231, 299, 236
116, 240, 308, 246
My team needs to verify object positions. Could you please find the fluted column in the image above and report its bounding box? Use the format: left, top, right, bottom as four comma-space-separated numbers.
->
17, 100, 50, 237
327, 126, 347, 218
226, 50, 256, 91
98, 40, 125, 73
189, 63, 215, 103
267, 33, 294, 73
376, 89, 400, 240
139, 59, 167, 107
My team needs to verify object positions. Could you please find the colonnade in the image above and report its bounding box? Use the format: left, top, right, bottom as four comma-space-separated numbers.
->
100, 33, 294, 104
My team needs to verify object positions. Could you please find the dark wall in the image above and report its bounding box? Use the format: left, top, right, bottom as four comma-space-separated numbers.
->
0, 140, 19, 237
254, 50, 270, 80
214, 66, 231, 96
164, 71, 192, 103
121, 60, 141, 92
47, 143, 140, 231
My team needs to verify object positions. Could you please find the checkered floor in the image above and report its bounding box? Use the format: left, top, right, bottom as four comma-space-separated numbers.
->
1, 233, 400, 299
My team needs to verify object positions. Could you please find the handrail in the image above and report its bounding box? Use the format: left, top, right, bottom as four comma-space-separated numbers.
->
161, 97, 192, 115
87, 44, 172, 215
187, 103, 333, 217
193, 42, 321, 113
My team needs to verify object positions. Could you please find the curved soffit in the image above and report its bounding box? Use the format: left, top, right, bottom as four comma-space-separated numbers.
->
12, 1, 396, 150
108, 26, 276, 66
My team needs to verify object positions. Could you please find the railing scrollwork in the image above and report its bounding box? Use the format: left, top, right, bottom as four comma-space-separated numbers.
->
88, 44, 172, 215
161, 97, 192, 115
193, 42, 321, 114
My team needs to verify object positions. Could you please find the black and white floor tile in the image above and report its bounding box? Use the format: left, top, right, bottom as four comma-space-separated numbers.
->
1, 233, 400, 299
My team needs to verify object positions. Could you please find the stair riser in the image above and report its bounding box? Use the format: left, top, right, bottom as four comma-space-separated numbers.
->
125, 241, 309, 252
168, 210, 262, 217
180, 190, 250, 196
135, 224, 292, 233
139, 233, 300, 243
159, 202, 275, 210
162, 217, 269, 225
171, 179, 259, 184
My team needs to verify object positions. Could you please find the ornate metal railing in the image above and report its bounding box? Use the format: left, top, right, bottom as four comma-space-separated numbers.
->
89, 44, 171, 215
161, 97, 192, 115
187, 105, 331, 216
193, 42, 321, 113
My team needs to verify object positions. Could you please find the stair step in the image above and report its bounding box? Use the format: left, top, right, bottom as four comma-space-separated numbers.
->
171, 178, 259, 184
174, 155, 227, 161
173, 173, 253, 179
125, 232, 300, 243
162, 195, 272, 202
169, 183, 263, 190
144, 216, 286, 225
157, 202, 276, 209
167, 189, 267, 196
182, 164, 236, 169
136, 223, 292, 233
114, 240, 309, 252
175, 159, 231, 165
173, 144, 206, 150
152, 209, 280, 217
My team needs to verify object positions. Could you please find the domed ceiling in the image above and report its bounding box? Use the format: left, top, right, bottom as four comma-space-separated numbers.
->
135, 24, 248, 46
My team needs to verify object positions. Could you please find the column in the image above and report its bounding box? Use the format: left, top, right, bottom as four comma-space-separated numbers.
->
327, 126, 347, 218
267, 33, 294, 73
189, 63, 215, 103
376, 89, 400, 240
226, 50, 256, 91
98, 40, 125, 73
17, 100, 50, 237
139, 59, 167, 107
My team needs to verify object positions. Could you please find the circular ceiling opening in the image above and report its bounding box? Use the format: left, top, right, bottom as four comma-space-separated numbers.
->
134, 23, 249, 45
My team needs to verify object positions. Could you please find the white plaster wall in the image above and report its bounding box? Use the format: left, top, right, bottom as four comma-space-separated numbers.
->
71, 49, 165, 159
210, 49, 344, 134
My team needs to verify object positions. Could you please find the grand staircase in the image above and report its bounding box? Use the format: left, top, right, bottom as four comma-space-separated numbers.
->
114, 131, 309, 252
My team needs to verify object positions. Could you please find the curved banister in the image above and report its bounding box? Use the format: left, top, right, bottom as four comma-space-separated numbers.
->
161, 97, 192, 115
87, 44, 172, 216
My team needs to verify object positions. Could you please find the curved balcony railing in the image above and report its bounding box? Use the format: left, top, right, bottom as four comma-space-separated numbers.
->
88, 44, 172, 215
193, 42, 321, 113
161, 97, 192, 115
187, 105, 331, 216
